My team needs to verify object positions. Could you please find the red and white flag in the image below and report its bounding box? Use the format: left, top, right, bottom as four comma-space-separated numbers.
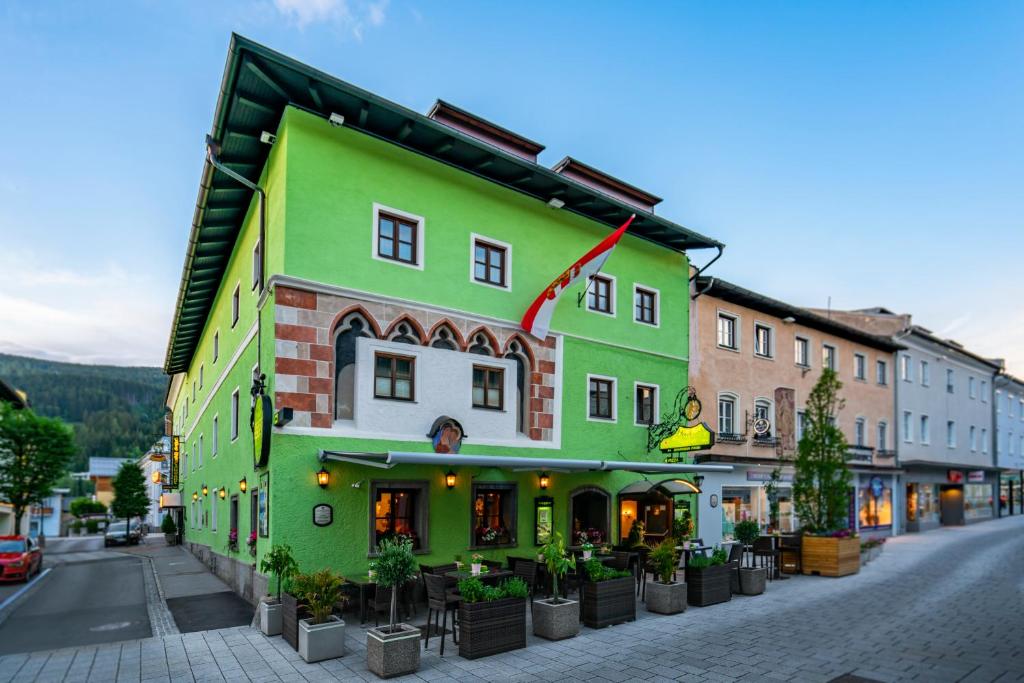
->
520, 214, 636, 340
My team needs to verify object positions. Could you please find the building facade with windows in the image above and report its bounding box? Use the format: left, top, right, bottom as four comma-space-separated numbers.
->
821, 309, 1001, 531
139, 437, 172, 529
993, 370, 1024, 516
162, 36, 727, 600
689, 278, 902, 542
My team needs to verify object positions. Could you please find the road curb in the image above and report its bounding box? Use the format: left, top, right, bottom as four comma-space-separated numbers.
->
0, 568, 53, 628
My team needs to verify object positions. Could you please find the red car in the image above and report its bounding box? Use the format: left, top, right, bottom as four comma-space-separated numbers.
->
0, 535, 42, 582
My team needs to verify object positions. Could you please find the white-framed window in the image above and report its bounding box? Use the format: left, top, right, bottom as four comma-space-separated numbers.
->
230, 388, 240, 441
946, 420, 956, 448
470, 234, 511, 290
717, 312, 738, 350
718, 393, 737, 435
190, 441, 196, 471
981, 380, 988, 402
753, 323, 773, 358
903, 411, 913, 443
372, 203, 425, 270
796, 411, 807, 442
854, 353, 866, 381
192, 381, 196, 403
587, 274, 616, 316
213, 331, 219, 363
587, 374, 617, 422
920, 360, 930, 386
968, 376, 976, 399
198, 434, 204, 468
199, 364, 204, 390
877, 421, 887, 450
190, 499, 195, 529
946, 368, 955, 394
823, 344, 837, 371
969, 425, 977, 452
900, 355, 912, 382
996, 390, 1002, 413
252, 240, 262, 291
854, 418, 866, 446
212, 415, 219, 456
754, 398, 773, 437
794, 336, 810, 367
982, 428, 989, 454
211, 494, 218, 532
633, 284, 659, 327
876, 360, 887, 385
920, 415, 930, 445
634, 383, 659, 426
231, 283, 240, 328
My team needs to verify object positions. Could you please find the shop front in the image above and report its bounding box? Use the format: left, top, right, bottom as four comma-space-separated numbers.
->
999, 471, 1023, 516
853, 471, 899, 539
903, 465, 998, 530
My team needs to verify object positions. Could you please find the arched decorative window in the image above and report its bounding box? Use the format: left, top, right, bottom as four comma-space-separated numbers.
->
468, 332, 495, 356
334, 313, 373, 419
388, 322, 419, 345
503, 338, 531, 434
429, 323, 460, 350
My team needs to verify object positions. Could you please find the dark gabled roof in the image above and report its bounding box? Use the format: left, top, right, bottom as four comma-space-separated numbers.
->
551, 156, 663, 210
427, 99, 545, 160
164, 34, 723, 375
906, 325, 1004, 371
696, 277, 904, 352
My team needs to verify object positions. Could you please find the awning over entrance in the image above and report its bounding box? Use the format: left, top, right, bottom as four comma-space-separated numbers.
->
318, 450, 733, 475
618, 479, 701, 496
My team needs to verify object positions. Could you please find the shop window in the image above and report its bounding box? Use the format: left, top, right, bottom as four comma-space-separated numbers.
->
471, 483, 517, 547
859, 477, 892, 528
334, 313, 373, 419
371, 482, 428, 552
472, 365, 504, 410
374, 353, 415, 401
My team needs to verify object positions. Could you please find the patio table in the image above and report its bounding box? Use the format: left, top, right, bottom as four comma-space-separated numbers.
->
444, 568, 514, 584
346, 574, 376, 624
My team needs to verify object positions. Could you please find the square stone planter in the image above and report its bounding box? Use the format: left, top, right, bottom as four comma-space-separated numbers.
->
687, 564, 731, 607
532, 598, 580, 640
366, 623, 420, 679
260, 598, 282, 636
645, 580, 687, 615
802, 536, 860, 577
298, 615, 346, 663
738, 567, 766, 596
582, 576, 636, 628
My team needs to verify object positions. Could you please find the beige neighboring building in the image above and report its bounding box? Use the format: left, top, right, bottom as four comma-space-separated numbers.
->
689, 277, 903, 542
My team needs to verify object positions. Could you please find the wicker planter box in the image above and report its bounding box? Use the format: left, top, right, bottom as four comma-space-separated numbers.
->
738, 567, 766, 595
282, 592, 310, 650
644, 580, 687, 615
367, 624, 421, 678
532, 598, 579, 640
582, 576, 636, 628
458, 597, 526, 660
802, 536, 860, 577
687, 565, 732, 607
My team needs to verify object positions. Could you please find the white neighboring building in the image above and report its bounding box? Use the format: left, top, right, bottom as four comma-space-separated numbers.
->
139, 437, 172, 529
994, 370, 1024, 516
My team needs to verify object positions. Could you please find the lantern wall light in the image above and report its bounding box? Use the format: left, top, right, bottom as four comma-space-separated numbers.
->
202, 484, 208, 497
218, 487, 227, 500
192, 492, 198, 502
317, 467, 330, 489
694, 475, 705, 489
239, 477, 247, 493
445, 470, 457, 490
539, 472, 550, 490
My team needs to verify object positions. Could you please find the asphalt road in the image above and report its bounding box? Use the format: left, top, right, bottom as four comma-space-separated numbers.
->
0, 556, 150, 655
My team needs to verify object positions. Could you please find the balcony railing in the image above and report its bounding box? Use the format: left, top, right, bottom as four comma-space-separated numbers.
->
752, 436, 779, 448
846, 445, 875, 463
718, 432, 746, 444
874, 449, 897, 463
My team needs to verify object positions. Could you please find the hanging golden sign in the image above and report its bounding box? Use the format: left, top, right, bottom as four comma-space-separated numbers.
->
659, 422, 715, 454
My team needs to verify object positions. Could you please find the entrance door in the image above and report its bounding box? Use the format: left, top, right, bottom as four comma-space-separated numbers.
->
939, 485, 965, 526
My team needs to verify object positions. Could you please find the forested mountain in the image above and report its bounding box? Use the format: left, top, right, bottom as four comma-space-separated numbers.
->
0, 354, 167, 472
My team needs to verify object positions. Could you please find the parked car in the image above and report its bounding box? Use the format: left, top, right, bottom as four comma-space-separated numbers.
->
0, 535, 43, 582
104, 521, 142, 546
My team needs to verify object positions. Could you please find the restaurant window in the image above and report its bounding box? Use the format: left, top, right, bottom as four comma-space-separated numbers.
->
876, 359, 887, 385
854, 353, 866, 380
473, 238, 508, 288
588, 275, 614, 314
472, 483, 517, 547
376, 211, 419, 266
231, 284, 239, 328
754, 323, 773, 358
822, 344, 837, 371
717, 313, 738, 350
634, 286, 657, 325
588, 376, 615, 421
719, 394, 737, 436
374, 353, 415, 401
371, 482, 428, 552
472, 365, 504, 410
795, 336, 810, 367
635, 384, 657, 426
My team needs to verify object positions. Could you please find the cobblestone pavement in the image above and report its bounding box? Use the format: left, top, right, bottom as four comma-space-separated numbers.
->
2, 515, 1023, 683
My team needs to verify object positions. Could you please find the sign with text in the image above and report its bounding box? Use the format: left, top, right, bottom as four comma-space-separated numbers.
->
967, 470, 985, 483
169, 436, 180, 489
947, 470, 965, 484
659, 422, 715, 454
746, 470, 794, 483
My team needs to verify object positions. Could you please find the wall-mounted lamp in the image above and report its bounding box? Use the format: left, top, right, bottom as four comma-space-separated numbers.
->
218, 487, 227, 500
693, 475, 705, 488
151, 470, 161, 484
317, 467, 330, 489
202, 484, 208, 497
445, 470, 457, 490
239, 477, 247, 493
539, 472, 550, 490
192, 492, 198, 502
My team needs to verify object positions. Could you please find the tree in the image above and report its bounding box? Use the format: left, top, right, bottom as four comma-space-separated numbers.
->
70, 497, 107, 518
110, 462, 149, 532
793, 369, 853, 533
375, 537, 417, 632
0, 401, 77, 535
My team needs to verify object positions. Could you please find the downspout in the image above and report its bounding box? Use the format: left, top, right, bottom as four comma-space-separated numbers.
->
689, 244, 724, 284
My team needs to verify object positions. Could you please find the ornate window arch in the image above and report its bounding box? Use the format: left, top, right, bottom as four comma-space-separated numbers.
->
428, 320, 464, 351
334, 311, 376, 420
467, 327, 500, 356
503, 336, 533, 434
385, 315, 426, 345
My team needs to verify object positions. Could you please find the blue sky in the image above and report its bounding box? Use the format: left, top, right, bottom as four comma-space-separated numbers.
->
0, 1, 1021, 372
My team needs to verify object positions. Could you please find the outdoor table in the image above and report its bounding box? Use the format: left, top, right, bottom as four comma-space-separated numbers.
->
346, 574, 376, 624
444, 568, 513, 584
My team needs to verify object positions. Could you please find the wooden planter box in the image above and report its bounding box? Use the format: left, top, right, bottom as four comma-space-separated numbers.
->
581, 576, 636, 628
687, 564, 732, 607
282, 592, 310, 651
802, 536, 860, 577
458, 597, 526, 660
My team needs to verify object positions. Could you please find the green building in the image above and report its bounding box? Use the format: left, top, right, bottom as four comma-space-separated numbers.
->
163, 35, 726, 600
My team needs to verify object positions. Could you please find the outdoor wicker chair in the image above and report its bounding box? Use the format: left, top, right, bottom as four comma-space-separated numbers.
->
513, 559, 539, 603
752, 536, 779, 581
423, 572, 460, 657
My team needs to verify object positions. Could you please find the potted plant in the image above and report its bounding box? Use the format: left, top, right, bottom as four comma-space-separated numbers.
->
247, 531, 257, 557
457, 576, 529, 659
581, 558, 635, 628
227, 528, 239, 553
470, 553, 484, 575
532, 531, 579, 640
579, 540, 594, 561
687, 547, 732, 607
645, 539, 686, 615
366, 537, 420, 679
258, 544, 298, 637
161, 514, 177, 545
293, 569, 347, 663
367, 560, 378, 581
794, 369, 860, 577
732, 520, 766, 595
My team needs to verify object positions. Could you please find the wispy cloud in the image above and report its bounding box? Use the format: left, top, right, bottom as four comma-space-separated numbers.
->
271, 0, 388, 38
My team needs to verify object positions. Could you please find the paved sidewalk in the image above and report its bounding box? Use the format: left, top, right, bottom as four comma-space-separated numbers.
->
2, 516, 1023, 682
